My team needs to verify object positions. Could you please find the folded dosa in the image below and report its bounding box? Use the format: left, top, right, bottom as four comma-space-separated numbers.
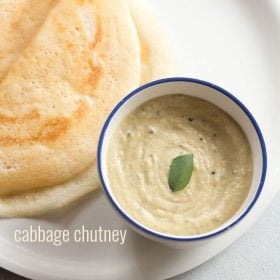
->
0, 0, 141, 196
0, 0, 175, 217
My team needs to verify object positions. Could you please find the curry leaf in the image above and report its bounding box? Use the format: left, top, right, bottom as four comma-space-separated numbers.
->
168, 154, 193, 192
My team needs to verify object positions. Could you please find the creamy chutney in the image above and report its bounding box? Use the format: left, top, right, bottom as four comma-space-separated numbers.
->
107, 94, 253, 236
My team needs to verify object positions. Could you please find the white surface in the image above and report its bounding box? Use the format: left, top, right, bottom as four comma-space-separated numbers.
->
0, 0, 279, 279
171, 191, 280, 280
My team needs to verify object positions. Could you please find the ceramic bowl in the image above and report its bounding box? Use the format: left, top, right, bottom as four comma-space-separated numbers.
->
97, 77, 267, 248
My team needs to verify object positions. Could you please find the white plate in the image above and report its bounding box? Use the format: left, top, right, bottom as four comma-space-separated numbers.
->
1, 0, 280, 279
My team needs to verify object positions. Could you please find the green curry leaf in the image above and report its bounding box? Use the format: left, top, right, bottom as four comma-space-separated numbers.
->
168, 154, 194, 192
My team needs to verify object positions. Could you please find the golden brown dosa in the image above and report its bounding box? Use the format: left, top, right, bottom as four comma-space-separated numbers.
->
0, 0, 175, 217
0, 0, 141, 196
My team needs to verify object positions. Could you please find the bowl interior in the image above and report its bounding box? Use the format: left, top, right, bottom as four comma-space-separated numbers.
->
98, 78, 266, 240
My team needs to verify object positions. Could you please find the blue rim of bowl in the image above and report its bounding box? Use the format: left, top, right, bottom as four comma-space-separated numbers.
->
97, 77, 267, 241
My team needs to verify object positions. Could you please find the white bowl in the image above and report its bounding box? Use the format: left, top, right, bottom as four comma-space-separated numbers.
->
97, 77, 267, 248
